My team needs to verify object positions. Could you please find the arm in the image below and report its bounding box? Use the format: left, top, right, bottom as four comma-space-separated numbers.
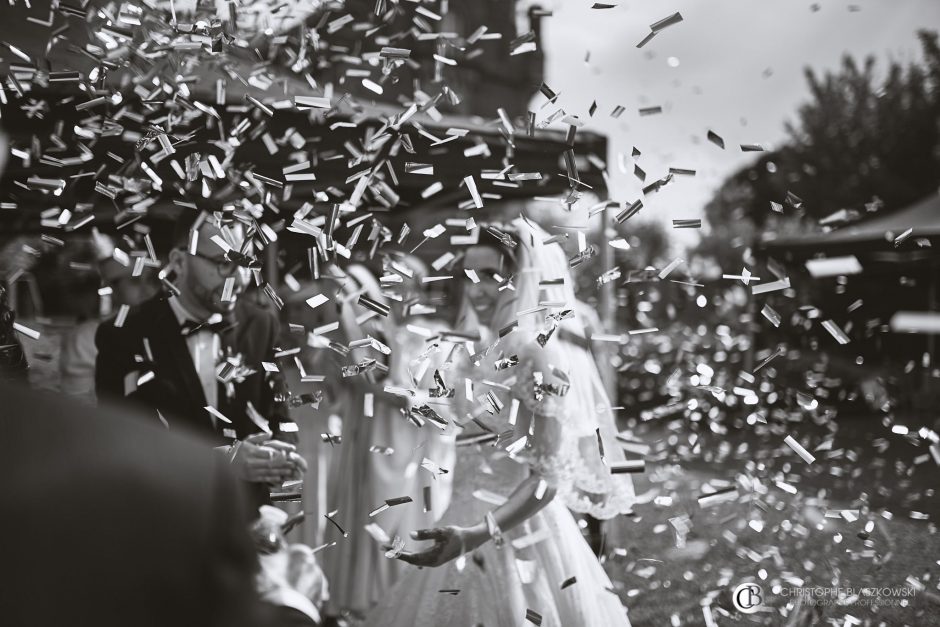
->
249, 309, 297, 443
0, 285, 29, 380
398, 408, 561, 568
94, 320, 129, 401
463, 472, 557, 547
342, 373, 411, 409
397, 469, 556, 568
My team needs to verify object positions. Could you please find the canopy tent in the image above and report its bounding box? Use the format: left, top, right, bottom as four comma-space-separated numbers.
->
0, 0, 616, 359
1, 0, 601, 235
759, 191, 940, 260
753, 192, 940, 399
0, 58, 606, 234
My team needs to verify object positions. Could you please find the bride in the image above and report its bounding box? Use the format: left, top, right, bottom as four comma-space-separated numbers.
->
363, 217, 635, 627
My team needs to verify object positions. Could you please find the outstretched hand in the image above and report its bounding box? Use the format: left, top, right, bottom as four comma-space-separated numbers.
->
395, 526, 472, 568
229, 433, 306, 484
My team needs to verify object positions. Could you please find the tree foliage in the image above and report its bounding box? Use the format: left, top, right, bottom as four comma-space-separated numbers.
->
697, 30, 940, 267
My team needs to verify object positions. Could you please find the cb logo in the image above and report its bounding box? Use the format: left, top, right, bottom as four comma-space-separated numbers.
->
732, 582, 763, 614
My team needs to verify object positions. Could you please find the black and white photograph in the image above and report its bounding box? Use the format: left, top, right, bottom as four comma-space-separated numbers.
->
1, 1, 939, 625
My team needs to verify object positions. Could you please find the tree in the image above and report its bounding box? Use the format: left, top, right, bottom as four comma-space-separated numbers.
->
697, 29, 940, 266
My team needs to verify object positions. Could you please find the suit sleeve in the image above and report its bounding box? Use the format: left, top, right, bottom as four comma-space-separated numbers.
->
259, 312, 296, 444
94, 319, 128, 402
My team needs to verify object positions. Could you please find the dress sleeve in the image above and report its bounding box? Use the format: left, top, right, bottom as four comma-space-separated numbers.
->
509, 343, 590, 435
508, 344, 636, 520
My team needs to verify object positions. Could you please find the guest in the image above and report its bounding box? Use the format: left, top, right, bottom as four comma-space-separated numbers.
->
0, 380, 266, 627
60, 232, 160, 403
95, 210, 306, 512
251, 506, 328, 626
277, 268, 349, 547
0, 282, 29, 381
364, 254, 456, 537
322, 259, 455, 620
288, 543, 331, 610
0, 132, 27, 382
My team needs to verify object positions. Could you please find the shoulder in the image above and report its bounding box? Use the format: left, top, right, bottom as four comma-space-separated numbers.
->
1, 380, 219, 488
502, 332, 554, 373
234, 297, 280, 347
95, 297, 151, 347
236, 297, 278, 328
61, 320, 99, 363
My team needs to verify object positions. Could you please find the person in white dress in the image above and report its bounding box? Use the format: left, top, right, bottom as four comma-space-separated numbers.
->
363, 218, 636, 627
278, 269, 348, 549
323, 258, 455, 620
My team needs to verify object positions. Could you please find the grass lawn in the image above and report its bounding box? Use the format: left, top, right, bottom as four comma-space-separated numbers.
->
600, 413, 940, 626
16, 318, 940, 625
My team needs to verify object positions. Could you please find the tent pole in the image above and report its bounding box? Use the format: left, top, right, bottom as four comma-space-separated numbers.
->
745, 246, 760, 373
265, 240, 279, 289
925, 259, 938, 392
598, 205, 616, 400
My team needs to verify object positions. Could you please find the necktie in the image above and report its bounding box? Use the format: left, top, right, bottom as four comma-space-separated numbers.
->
179, 318, 233, 337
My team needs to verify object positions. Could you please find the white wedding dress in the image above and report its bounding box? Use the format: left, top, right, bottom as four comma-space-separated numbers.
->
363, 342, 633, 627
364, 218, 635, 626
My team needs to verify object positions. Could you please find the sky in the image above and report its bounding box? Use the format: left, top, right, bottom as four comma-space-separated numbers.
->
536, 0, 940, 247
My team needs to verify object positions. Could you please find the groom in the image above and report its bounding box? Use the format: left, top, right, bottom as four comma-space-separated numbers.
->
95, 210, 305, 512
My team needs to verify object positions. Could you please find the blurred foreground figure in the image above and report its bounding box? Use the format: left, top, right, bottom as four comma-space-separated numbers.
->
60, 231, 160, 403
0, 382, 264, 627
0, 283, 29, 381
322, 260, 455, 621
250, 506, 330, 626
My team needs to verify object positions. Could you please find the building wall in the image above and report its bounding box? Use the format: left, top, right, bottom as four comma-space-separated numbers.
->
314, 0, 544, 120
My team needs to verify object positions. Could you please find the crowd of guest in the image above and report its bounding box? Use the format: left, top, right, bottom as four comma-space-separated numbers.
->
2, 210, 637, 627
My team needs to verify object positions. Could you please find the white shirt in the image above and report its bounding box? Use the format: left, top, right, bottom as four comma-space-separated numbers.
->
167, 296, 220, 410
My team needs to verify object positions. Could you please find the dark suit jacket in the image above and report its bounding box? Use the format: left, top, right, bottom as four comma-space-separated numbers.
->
95, 294, 293, 509
0, 284, 29, 381
0, 381, 265, 627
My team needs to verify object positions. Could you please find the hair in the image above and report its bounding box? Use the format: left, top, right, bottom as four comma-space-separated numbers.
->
384, 251, 429, 282
171, 209, 205, 251
457, 217, 589, 343
478, 225, 519, 270
0, 284, 29, 380
453, 225, 521, 334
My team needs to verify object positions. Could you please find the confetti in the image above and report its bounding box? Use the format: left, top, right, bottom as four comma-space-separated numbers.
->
698, 486, 739, 508
821, 319, 851, 344
707, 130, 725, 149
751, 277, 791, 295
805, 256, 863, 277
784, 435, 816, 464
615, 200, 643, 223
359, 295, 391, 317
12, 322, 40, 340
650, 11, 684, 33
204, 406, 232, 424
893, 227, 914, 247
761, 305, 782, 328
610, 459, 646, 474
658, 258, 684, 279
